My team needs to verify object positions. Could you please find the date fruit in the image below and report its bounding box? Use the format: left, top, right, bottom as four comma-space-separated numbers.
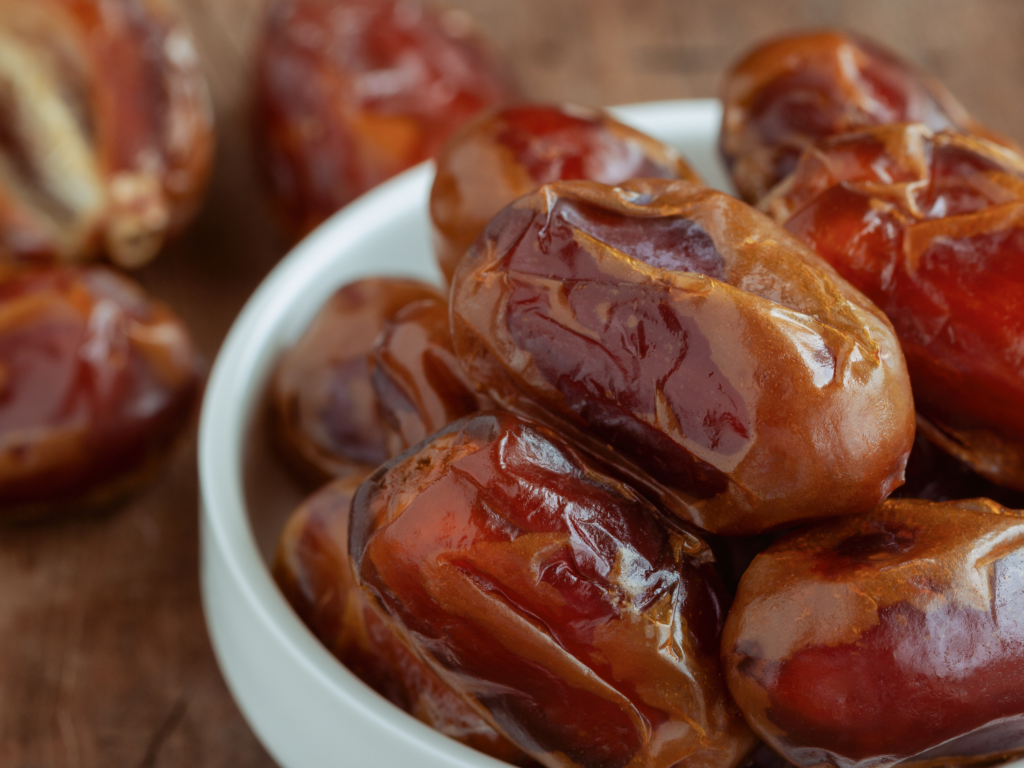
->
719, 30, 1004, 204
723, 497, 1024, 768
254, 0, 516, 239
430, 103, 701, 282
763, 124, 1024, 490
451, 178, 915, 534
274, 473, 533, 765
271, 277, 442, 486
350, 411, 756, 768
369, 296, 493, 455
0, 264, 201, 518
0, 0, 214, 267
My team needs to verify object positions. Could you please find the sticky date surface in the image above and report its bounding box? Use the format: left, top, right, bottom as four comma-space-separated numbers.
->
719, 30, 1003, 204
0, 265, 201, 518
253, 0, 516, 238
430, 103, 700, 282
451, 179, 914, 534
350, 411, 755, 768
271, 277, 442, 486
723, 498, 1024, 768
274, 474, 533, 764
764, 125, 1024, 489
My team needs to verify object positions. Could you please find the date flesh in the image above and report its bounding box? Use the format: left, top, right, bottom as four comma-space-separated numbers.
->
450, 178, 914, 534
274, 474, 534, 765
369, 296, 492, 455
0, 264, 201, 518
270, 277, 442, 486
763, 124, 1024, 489
350, 411, 755, 768
723, 497, 1024, 768
719, 30, 1006, 204
0, 0, 214, 267
430, 103, 701, 282
253, 0, 516, 239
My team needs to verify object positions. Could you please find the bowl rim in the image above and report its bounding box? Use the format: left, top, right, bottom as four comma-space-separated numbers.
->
197, 98, 724, 767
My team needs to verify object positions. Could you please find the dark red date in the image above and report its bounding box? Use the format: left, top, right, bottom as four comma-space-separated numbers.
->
369, 296, 492, 455
450, 178, 915, 534
0, 0, 214, 267
253, 0, 516, 238
0, 264, 201, 518
430, 103, 701, 282
719, 30, 1006, 203
270, 277, 442, 486
723, 497, 1024, 768
350, 411, 755, 768
763, 125, 1024, 489
274, 474, 534, 765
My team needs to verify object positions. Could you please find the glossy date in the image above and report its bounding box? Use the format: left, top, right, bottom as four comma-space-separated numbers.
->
430, 103, 700, 282
253, 0, 516, 239
764, 124, 1024, 489
723, 497, 1024, 768
369, 296, 492, 455
349, 411, 755, 768
718, 30, 1002, 204
450, 178, 915, 534
0, 0, 214, 267
270, 277, 442, 486
274, 474, 533, 764
0, 265, 201, 518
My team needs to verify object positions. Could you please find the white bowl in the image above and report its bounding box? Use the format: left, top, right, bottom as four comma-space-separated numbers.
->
198, 99, 727, 768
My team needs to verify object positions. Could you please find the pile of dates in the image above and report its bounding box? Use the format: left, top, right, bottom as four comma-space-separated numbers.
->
270, 26, 1024, 768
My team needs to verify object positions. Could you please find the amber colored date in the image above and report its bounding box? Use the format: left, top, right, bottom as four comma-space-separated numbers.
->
451, 178, 914, 534
0, 265, 201, 519
270, 277, 442, 486
253, 0, 516, 239
430, 103, 701, 282
718, 30, 1005, 204
764, 124, 1024, 489
369, 297, 493, 455
0, 0, 214, 267
274, 474, 534, 765
723, 497, 1024, 768
350, 411, 755, 768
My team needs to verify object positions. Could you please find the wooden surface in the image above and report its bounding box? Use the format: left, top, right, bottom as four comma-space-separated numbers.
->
3, 1, 1024, 766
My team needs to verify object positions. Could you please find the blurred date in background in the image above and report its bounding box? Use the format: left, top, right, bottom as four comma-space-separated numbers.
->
2, 1, 1024, 767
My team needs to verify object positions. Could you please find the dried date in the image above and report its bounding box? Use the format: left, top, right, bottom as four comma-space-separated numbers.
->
723, 497, 1024, 768
0, 0, 214, 267
450, 178, 915, 534
274, 473, 534, 765
350, 411, 756, 768
270, 277, 442, 486
763, 124, 1024, 489
719, 30, 1006, 204
253, 0, 516, 239
430, 103, 700, 282
0, 264, 201, 518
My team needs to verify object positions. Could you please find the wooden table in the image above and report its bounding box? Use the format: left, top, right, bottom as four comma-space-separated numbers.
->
3, 1, 1022, 765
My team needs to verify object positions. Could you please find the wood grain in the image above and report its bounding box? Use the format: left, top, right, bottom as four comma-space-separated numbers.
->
2, 1, 1022, 766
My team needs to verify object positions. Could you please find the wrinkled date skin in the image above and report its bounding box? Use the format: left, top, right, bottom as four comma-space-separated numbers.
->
253, 0, 516, 239
271, 277, 442, 486
763, 124, 1024, 490
430, 103, 701, 282
350, 411, 756, 768
451, 178, 914, 535
718, 30, 1006, 204
722, 498, 1024, 768
0, 0, 214, 268
369, 296, 493, 455
273, 474, 535, 765
0, 265, 201, 519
